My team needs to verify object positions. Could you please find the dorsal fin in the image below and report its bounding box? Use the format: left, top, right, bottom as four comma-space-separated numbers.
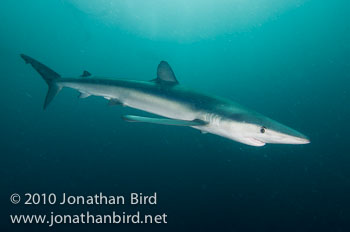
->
80, 70, 91, 77
154, 61, 179, 85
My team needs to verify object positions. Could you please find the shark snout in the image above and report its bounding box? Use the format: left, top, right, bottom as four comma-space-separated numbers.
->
288, 135, 310, 144
274, 130, 310, 145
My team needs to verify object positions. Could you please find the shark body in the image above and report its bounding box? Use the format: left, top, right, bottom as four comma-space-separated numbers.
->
21, 54, 309, 146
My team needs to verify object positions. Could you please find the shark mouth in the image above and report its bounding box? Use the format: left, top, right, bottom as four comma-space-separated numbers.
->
246, 138, 266, 147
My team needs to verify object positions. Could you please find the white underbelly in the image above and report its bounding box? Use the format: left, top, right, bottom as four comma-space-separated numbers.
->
119, 90, 197, 121
64, 82, 196, 120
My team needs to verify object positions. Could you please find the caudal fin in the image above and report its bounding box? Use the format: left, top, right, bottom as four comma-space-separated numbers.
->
20, 54, 62, 109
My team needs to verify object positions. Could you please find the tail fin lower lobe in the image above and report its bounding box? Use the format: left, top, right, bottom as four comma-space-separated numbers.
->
20, 54, 62, 109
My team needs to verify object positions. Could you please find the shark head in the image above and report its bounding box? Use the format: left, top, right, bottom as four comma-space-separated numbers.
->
221, 111, 310, 147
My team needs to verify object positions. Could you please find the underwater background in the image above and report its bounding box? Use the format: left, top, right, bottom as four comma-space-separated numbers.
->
0, 0, 349, 231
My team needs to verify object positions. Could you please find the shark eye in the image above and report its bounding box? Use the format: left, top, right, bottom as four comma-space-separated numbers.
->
260, 126, 266, 134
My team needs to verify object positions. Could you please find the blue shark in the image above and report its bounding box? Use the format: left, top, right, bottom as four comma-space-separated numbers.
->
21, 54, 309, 146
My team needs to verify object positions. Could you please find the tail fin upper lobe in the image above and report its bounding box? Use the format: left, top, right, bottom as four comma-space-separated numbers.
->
20, 54, 62, 109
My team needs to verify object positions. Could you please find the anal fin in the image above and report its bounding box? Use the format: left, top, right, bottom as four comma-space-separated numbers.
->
108, 99, 123, 106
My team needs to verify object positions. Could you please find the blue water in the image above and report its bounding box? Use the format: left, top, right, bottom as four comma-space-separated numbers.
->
1, 0, 349, 231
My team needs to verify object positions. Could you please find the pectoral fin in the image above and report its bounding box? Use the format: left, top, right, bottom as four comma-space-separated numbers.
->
122, 115, 207, 126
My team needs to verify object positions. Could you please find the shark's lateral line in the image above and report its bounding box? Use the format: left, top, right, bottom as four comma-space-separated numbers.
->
21, 54, 310, 146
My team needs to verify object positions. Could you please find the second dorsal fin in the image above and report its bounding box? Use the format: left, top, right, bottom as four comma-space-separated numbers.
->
153, 61, 179, 85
80, 70, 91, 77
